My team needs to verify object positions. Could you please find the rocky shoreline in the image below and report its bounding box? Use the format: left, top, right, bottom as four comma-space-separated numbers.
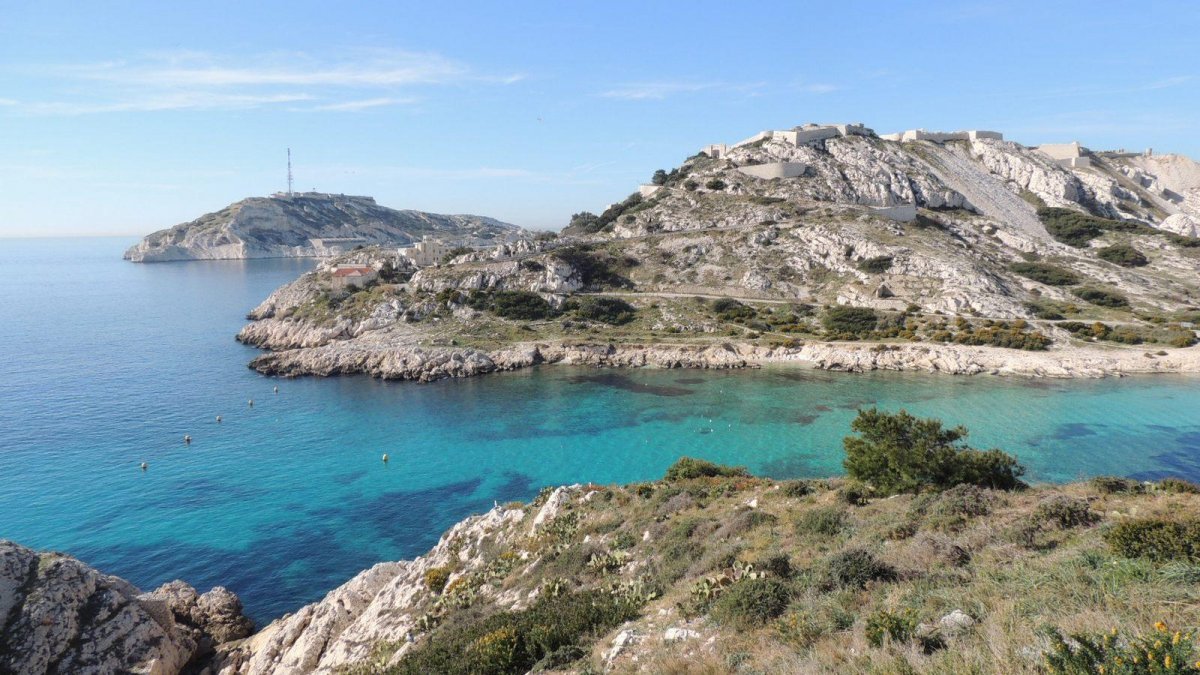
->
239, 329, 1200, 382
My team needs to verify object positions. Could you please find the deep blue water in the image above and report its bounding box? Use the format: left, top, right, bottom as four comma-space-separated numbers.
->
2, 237, 1199, 624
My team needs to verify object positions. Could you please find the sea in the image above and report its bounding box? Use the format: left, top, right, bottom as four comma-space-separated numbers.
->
2, 236, 1198, 624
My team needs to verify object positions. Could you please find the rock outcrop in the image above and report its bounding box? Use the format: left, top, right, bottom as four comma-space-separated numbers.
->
124, 193, 523, 262
0, 540, 252, 675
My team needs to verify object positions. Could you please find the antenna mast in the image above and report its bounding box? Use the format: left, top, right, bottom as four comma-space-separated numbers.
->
287, 148, 294, 195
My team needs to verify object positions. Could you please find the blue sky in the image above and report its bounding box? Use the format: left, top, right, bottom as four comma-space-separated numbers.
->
1, 1, 1197, 236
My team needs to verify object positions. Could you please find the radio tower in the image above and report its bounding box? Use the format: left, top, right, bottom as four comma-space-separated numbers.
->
287, 148, 294, 195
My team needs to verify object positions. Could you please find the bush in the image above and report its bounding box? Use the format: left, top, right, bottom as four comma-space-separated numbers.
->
781, 480, 814, 498
857, 256, 894, 274
489, 291, 557, 320
912, 484, 993, 519
664, 457, 750, 481
1042, 623, 1200, 675
709, 578, 792, 628
551, 245, 631, 290
825, 548, 896, 589
1009, 262, 1081, 286
795, 506, 846, 537
705, 178, 726, 190
1160, 477, 1200, 494
1097, 244, 1149, 267
394, 590, 640, 674
1072, 287, 1130, 309
570, 296, 636, 325
822, 306, 879, 337
843, 409, 1026, 495
1091, 475, 1143, 494
865, 608, 917, 647
1036, 207, 1144, 247
1024, 301, 1066, 320
1032, 495, 1098, 529
1105, 518, 1200, 563
425, 566, 452, 593
711, 298, 757, 322
440, 246, 473, 264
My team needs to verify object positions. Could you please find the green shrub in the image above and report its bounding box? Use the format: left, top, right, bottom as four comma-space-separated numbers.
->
1105, 518, 1200, 563
825, 548, 896, 589
1032, 495, 1098, 529
490, 291, 557, 320
393, 590, 640, 675
1091, 476, 1143, 494
709, 578, 792, 628
711, 298, 757, 322
425, 566, 452, 593
705, 178, 726, 190
1024, 301, 1066, 320
1037, 207, 1145, 247
569, 296, 636, 325
822, 306, 879, 337
865, 608, 917, 647
838, 480, 870, 506
1097, 244, 1149, 267
1009, 262, 1081, 286
664, 457, 750, 481
910, 484, 994, 526
1170, 333, 1198, 348
795, 506, 847, 537
1159, 477, 1200, 494
551, 245, 632, 290
843, 409, 1026, 495
1042, 623, 1200, 674
857, 256, 894, 274
781, 480, 814, 498
1072, 287, 1130, 309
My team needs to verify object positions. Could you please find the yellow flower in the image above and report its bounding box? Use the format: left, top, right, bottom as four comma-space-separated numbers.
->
1174, 631, 1183, 645
1165, 654, 1172, 668
1156, 621, 1169, 632
1156, 640, 1164, 649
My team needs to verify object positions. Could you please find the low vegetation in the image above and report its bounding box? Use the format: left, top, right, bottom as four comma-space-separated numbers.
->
1096, 243, 1149, 267
1009, 261, 1081, 286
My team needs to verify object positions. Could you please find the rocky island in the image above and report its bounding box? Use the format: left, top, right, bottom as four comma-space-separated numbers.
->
235, 123, 1200, 380
124, 192, 524, 262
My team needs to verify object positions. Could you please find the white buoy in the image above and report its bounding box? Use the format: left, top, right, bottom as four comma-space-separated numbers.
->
140, 462, 148, 471
382, 453, 389, 463
216, 415, 222, 423
184, 435, 191, 444
248, 399, 254, 408
273, 386, 279, 394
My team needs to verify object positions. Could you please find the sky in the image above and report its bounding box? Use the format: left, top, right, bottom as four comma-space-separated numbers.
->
1, 1, 1198, 237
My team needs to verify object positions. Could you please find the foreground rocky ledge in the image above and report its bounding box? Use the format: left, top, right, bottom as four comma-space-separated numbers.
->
241, 332, 1200, 381
0, 540, 252, 674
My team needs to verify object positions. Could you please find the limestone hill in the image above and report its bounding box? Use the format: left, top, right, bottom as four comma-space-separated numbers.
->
235, 123, 1200, 381
124, 192, 523, 262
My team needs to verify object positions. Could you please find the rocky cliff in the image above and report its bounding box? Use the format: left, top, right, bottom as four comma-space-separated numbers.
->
0, 540, 252, 675
124, 193, 523, 262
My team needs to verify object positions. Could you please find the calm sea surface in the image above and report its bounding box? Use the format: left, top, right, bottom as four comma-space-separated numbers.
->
1, 237, 1198, 623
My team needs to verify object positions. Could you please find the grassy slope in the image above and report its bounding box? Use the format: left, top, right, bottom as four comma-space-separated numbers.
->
343, 472, 1200, 674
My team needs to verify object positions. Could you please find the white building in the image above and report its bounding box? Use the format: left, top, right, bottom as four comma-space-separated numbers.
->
399, 236, 456, 267
698, 122, 875, 158
330, 265, 377, 289
1037, 142, 1091, 168
879, 129, 1003, 142
309, 237, 369, 257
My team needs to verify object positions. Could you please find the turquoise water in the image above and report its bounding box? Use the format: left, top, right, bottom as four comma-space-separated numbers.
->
1, 237, 1199, 624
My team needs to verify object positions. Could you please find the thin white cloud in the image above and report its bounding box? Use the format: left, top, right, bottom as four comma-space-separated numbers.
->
0, 98, 16, 106
5, 48, 523, 115
798, 83, 839, 94
310, 97, 416, 112
21, 92, 314, 115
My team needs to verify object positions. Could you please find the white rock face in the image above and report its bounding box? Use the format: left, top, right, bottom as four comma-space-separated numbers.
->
217, 505, 528, 674
124, 193, 523, 262
0, 540, 250, 675
1159, 213, 1200, 237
